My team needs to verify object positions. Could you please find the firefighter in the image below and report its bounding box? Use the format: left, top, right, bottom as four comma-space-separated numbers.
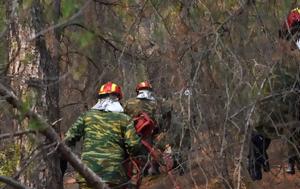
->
124, 81, 160, 181
124, 81, 157, 121
63, 82, 146, 188
124, 81, 183, 180
248, 7, 300, 180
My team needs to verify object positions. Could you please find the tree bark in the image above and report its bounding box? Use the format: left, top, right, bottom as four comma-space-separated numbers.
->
30, 0, 62, 188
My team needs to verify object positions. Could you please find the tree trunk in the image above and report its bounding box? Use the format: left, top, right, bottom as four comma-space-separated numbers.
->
6, 0, 63, 188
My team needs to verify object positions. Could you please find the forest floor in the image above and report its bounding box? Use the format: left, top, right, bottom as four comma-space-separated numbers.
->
63, 140, 300, 189
140, 139, 300, 189
245, 139, 300, 189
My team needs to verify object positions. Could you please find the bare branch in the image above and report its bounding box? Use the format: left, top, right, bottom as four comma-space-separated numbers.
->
0, 130, 34, 140
93, 0, 119, 6
0, 176, 32, 189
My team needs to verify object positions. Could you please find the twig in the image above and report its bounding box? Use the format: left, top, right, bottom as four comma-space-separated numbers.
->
51, 118, 63, 126
0, 176, 32, 189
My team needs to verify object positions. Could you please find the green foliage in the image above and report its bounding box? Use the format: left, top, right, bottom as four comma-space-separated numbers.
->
19, 90, 37, 121
70, 31, 94, 49
61, 0, 80, 18
28, 118, 41, 131
0, 143, 20, 177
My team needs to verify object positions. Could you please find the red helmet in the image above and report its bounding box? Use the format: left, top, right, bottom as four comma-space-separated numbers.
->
136, 81, 152, 92
285, 8, 300, 30
98, 82, 123, 99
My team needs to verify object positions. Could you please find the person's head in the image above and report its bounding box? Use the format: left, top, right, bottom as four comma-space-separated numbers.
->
280, 7, 300, 43
136, 81, 153, 94
135, 81, 156, 101
98, 82, 123, 100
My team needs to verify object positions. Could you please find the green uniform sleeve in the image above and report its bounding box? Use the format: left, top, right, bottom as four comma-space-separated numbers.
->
65, 115, 86, 147
124, 120, 143, 156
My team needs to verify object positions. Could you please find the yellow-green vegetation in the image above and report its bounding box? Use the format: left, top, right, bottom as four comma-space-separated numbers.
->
0, 143, 20, 177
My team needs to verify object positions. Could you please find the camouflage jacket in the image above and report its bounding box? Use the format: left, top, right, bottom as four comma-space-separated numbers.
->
124, 98, 158, 121
65, 109, 143, 185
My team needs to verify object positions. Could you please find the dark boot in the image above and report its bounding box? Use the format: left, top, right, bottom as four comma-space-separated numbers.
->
286, 162, 295, 174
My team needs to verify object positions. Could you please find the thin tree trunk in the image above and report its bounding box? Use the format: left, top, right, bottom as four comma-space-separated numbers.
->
31, 0, 62, 188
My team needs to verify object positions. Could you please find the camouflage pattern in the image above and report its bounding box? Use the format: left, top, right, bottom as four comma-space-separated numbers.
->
124, 98, 158, 120
124, 98, 158, 173
65, 109, 143, 187
124, 97, 171, 148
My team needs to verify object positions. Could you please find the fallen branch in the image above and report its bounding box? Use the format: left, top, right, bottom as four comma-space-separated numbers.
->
0, 176, 31, 189
0, 83, 110, 189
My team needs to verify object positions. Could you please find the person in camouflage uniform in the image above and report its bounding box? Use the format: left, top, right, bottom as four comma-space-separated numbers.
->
124, 81, 157, 120
124, 81, 160, 179
64, 82, 144, 188
124, 81, 188, 178
248, 8, 300, 180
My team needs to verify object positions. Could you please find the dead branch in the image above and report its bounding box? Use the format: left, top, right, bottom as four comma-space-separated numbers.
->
93, 0, 119, 6
0, 83, 110, 189
0, 176, 32, 189
0, 130, 34, 140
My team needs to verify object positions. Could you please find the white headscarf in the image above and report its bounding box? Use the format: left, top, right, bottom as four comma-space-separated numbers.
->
136, 90, 156, 101
91, 96, 124, 112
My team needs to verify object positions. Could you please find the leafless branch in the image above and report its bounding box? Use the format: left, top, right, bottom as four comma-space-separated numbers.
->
93, 0, 119, 6
0, 176, 32, 189
0, 130, 34, 140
